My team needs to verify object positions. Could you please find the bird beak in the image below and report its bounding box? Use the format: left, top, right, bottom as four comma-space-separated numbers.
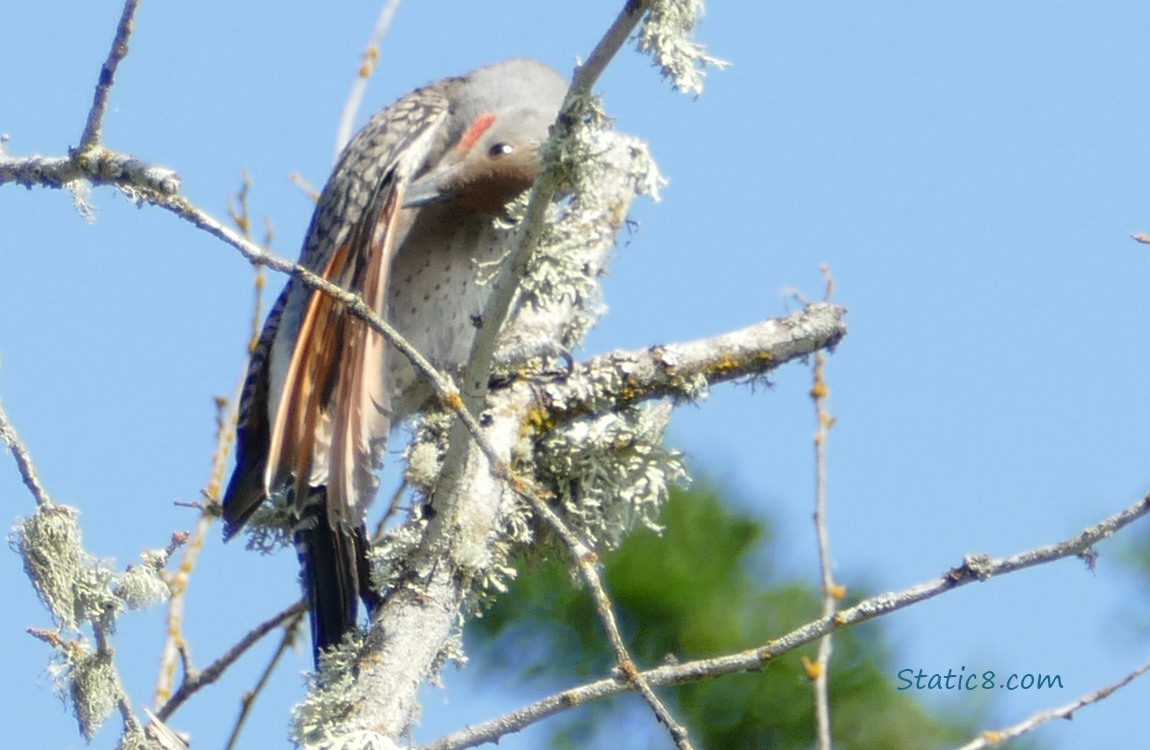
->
402, 161, 462, 208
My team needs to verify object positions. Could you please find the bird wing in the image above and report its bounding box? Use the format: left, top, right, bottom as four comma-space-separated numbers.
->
223, 87, 451, 536
268, 177, 399, 528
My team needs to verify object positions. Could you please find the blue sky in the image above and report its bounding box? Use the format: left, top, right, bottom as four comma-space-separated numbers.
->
3, 2, 1150, 748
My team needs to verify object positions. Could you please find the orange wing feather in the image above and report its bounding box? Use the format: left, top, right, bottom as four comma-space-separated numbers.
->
263, 177, 401, 529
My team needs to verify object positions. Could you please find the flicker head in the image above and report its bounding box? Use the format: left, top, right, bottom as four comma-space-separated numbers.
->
404, 59, 568, 214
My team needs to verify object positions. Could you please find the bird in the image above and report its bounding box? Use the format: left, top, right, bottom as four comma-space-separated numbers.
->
220, 59, 569, 662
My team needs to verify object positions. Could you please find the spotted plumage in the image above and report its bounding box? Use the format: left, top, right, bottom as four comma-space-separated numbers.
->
221, 59, 568, 661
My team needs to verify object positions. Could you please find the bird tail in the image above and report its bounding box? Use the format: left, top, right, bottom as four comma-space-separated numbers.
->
295, 487, 378, 664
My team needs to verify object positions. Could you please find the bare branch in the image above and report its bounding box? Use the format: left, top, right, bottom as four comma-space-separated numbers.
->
0, 397, 54, 508
154, 508, 212, 706
517, 481, 693, 749
78, 0, 143, 151
91, 620, 144, 738
224, 608, 307, 750
809, 362, 834, 748
155, 599, 306, 721
808, 267, 838, 750
575, 0, 653, 96
420, 492, 1150, 749
143, 708, 191, 750
954, 657, 1150, 750
335, 0, 404, 156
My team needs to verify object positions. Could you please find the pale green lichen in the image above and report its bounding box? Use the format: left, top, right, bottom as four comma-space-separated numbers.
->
299, 731, 400, 750
239, 490, 295, 553
428, 625, 468, 684
13, 505, 89, 629
118, 557, 171, 611
638, 0, 730, 95
522, 114, 665, 352
12, 504, 122, 630
292, 634, 407, 750
402, 411, 454, 492
69, 179, 97, 223
116, 728, 158, 750
14, 503, 179, 745
65, 642, 118, 740
292, 635, 362, 742
366, 518, 425, 595
15, 506, 171, 626
534, 403, 688, 548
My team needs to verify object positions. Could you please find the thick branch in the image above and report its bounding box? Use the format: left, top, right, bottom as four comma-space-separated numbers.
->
326, 131, 652, 742
537, 303, 847, 420
0, 151, 180, 195
458, 0, 652, 407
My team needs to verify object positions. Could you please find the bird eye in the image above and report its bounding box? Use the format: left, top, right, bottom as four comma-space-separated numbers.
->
488, 142, 515, 158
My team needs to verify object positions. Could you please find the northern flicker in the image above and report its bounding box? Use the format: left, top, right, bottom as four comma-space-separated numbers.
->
221, 59, 568, 660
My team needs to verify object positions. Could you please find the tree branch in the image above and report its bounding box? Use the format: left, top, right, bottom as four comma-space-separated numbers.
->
420, 492, 1150, 749
0, 397, 54, 508
535, 303, 847, 421
78, 0, 143, 151
335, 0, 404, 157
809, 345, 836, 750
156, 180, 270, 709
224, 607, 307, 750
954, 657, 1150, 750
0, 151, 180, 195
155, 599, 306, 722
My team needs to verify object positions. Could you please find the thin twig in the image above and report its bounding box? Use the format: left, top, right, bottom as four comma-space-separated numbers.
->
155, 508, 212, 706
953, 657, 1150, 750
289, 172, 321, 202
419, 492, 1150, 750
154, 393, 235, 706
335, 0, 403, 157
0, 398, 54, 507
156, 599, 306, 721
224, 608, 306, 750
809, 267, 837, 750
577, 0, 653, 96
523, 489, 693, 748
809, 358, 833, 746
92, 621, 144, 737
0, 151, 181, 194
78, 0, 143, 151
152, 193, 466, 413
157, 181, 265, 703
